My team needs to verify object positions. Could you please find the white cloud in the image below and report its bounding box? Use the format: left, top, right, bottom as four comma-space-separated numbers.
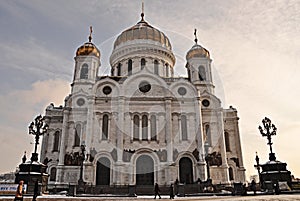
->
0, 79, 69, 173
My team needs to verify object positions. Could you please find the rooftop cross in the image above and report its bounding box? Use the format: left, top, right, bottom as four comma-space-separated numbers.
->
194, 28, 198, 44
141, 2, 145, 21
89, 26, 93, 42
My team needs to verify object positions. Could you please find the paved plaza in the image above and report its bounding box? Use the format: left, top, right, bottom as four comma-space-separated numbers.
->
2, 195, 300, 201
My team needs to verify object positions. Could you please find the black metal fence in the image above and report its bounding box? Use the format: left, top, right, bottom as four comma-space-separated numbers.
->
47, 182, 234, 196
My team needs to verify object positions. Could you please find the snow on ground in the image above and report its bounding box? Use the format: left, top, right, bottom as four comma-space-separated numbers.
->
2, 194, 300, 200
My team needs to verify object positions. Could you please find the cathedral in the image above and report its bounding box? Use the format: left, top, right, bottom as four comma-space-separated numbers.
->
40, 9, 246, 186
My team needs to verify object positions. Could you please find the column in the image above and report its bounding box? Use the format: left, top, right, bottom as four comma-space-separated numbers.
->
148, 117, 151, 141
165, 98, 173, 163
117, 97, 125, 162
58, 109, 70, 165
130, 115, 133, 141
178, 116, 182, 141
218, 110, 229, 182
108, 115, 111, 141
194, 97, 206, 180
85, 96, 95, 153
139, 116, 142, 140
98, 115, 103, 141
56, 109, 70, 183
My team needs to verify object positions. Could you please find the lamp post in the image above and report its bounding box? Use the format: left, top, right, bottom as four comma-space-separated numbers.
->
254, 152, 261, 186
77, 143, 86, 193
28, 115, 49, 162
204, 142, 210, 180
258, 117, 277, 161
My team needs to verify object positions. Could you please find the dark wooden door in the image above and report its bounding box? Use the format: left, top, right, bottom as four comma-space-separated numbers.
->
179, 157, 193, 184
96, 157, 110, 185
136, 155, 154, 185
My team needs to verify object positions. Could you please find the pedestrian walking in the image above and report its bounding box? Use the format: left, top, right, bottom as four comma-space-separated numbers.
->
32, 180, 39, 201
174, 178, 179, 195
154, 183, 161, 199
250, 179, 256, 195
14, 180, 24, 201
169, 183, 174, 199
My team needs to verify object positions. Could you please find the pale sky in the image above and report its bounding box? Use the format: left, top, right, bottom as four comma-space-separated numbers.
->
0, 0, 299, 181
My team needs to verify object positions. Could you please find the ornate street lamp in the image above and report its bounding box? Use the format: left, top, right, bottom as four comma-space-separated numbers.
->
258, 117, 277, 161
28, 115, 49, 162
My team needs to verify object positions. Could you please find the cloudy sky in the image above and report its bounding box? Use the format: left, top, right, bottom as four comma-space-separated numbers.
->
0, 0, 299, 181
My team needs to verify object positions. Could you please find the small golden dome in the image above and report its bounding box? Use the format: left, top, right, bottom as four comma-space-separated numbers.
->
186, 44, 210, 60
186, 29, 210, 60
76, 42, 100, 58
76, 26, 100, 58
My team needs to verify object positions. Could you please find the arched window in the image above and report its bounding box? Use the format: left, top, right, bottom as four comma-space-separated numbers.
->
199, 66, 206, 81
141, 58, 146, 70
128, 59, 132, 75
50, 167, 56, 181
225, 131, 230, 152
154, 60, 159, 75
102, 114, 109, 140
133, 115, 139, 140
150, 115, 157, 140
205, 125, 211, 145
80, 63, 89, 79
74, 124, 81, 147
181, 115, 188, 140
117, 63, 121, 76
228, 167, 234, 180
166, 64, 169, 77
52, 131, 60, 152
142, 115, 148, 140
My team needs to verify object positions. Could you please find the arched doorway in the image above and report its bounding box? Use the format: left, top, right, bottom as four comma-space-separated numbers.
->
96, 157, 111, 185
136, 155, 154, 185
179, 157, 193, 184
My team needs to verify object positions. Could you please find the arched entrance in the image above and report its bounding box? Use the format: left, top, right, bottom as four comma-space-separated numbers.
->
96, 157, 111, 185
179, 157, 193, 184
136, 155, 154, 185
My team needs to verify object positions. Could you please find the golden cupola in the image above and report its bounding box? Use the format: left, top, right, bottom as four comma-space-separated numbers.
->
76, 26, 100, 58
186, 29, 210, 60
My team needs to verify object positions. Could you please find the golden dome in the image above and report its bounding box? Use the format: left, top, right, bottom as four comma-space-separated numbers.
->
113, 18, 172, 50
186, 29, 210, 60
76, 26, 100, 58
186, 44, 210, 60
76, 42, 100, 58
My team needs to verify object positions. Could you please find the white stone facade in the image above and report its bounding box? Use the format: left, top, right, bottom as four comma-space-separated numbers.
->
41, 14, 245, 186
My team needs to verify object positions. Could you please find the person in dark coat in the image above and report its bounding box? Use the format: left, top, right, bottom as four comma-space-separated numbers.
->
174, 178, 179, 195
154, 183, 161, 199
14, 180, 24, 201
32, 180, 39, 201
169, 184, 174, 199
250, 179, 256, 195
